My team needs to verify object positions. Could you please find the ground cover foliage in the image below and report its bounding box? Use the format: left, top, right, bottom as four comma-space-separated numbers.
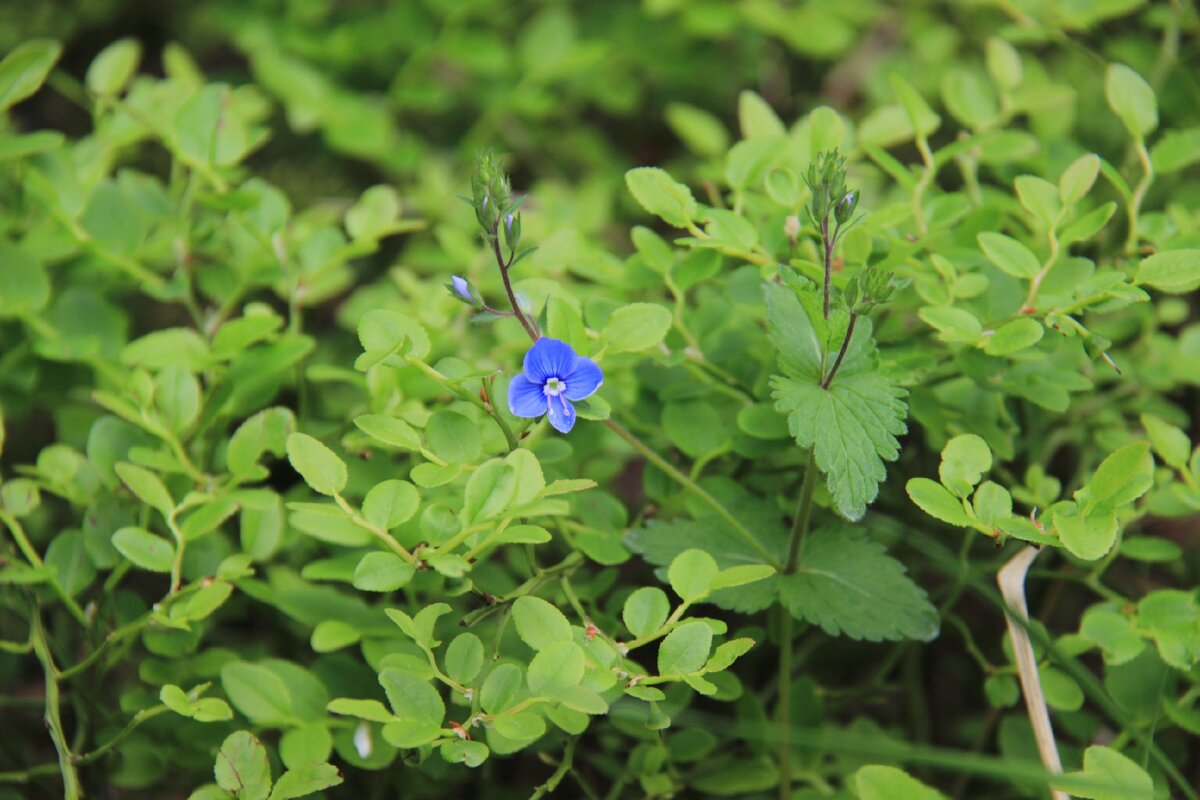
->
1, 1, 1199, 798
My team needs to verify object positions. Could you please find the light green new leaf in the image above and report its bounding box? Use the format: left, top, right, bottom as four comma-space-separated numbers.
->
111, 527, 175, 573
625, 167, 697, 228
1052, 745, 1154, 800
658, 621, 713, 675
286, 433, 347, 497
352, 552, 415, 592
1079, 441, 1154, 515
268, 763, 343, 800
1105, 63, 1157, 139
378, 669, 444, 747
0, 40, 61, 111
601, 302, 672, 353
856, 766, 948, 800
978, 232, 1040, 279
906, 478, 974, 528
939, 434, 992, 497
668, 549, 719, 602
778, 526, 938, 642
1135, 249, 1200, 294
623, 587, 670, 639
86, 38, 141, 96
115, 462, 175, 517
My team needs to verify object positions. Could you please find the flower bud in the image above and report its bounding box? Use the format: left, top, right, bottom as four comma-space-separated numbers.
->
835, 191, 858, 225
448, 275, 477, 305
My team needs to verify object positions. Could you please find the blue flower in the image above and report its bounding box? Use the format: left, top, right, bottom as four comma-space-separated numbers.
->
508, 338, 603, 434
449, 275, 475, 304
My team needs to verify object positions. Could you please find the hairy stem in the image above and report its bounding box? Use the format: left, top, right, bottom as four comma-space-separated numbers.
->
491, 224, 540, 341
820, 314, 858, 390
820, 218, 833, 319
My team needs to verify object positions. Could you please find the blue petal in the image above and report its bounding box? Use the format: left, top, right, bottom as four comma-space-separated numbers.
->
522, 337, 576, 383
564, 356, 603, 401
508, 374, 547, 418
451, 275, 473, 303
546, 395, 576, 433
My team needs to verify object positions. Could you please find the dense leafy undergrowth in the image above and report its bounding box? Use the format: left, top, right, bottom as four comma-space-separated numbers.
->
1, 2, 1199, 798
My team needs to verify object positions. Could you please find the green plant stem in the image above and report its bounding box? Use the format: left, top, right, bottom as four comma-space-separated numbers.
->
529, 736, 580, 799
603, 418, 781, 569
784, 451, 817, 574
820, 315, 857, 390
1022, 227, 1060, 313
1124, 138, 1154, 256
491, 224, 540, 341
820, 217, 833, 318
1, 512, 89, 628
334, 493, 418, 565
31, 611, 81, 800
778, 610, 794, 800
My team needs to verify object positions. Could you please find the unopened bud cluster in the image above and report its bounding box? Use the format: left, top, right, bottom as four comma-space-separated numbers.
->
471, 150, 523, 255
844, 267, 909, 316
806, 149, 858, 228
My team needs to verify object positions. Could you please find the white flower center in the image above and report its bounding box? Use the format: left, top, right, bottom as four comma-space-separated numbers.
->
544, 377, 566, 397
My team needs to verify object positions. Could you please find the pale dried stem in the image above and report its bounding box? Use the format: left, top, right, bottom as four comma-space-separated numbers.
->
997, 546, 1070, 800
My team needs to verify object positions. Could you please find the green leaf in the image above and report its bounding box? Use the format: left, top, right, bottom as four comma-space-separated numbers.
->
856, 765, 948, 800
665, 102, 728, 156
1080, 441, 1154, 515
978, 232, 1040, 279
86, 38, 140, 96
983, 318, 1044, 356
622, 587, 670, 639
424, 411, 481, 464
268, 763, 343, 800
1015, 175, 1061, 228
115, 462, 175, 517
362, 479, 419, 529
226, 408, 295, 478
0, 40, 61, 111
939, 434, 993, 497
444, 633, 485, 684
378, 669, 444, 747
710, 565, 777, 592
352, 552, 415, 592
941, 68, 998, 130
1135, 249, 1200, 294
1150, 127, 1200, 174
667, 549, 719, 603
512, 596, 572, 651
1140, 414, 1190, 470
779, 526, 939, 641
111, 527, 175, 573
286, 433, 347, 497
972, 481, 1012, 528
0, 243, 49, 316
657, 621, 713, 675
737, 90, 785, 139
600, 302, 672, 353
463, 460, 516, 523
985, 37, 1022, 90
215, 731, 272, 800
1059, 153, 1101, 205
1105, 63, 1157, 139
1052, 745, 1154, 800
326, 698, 394, 723
906, 479, 973, 527
345, 185, 400, 240
122, 328, 211, 371
625, 167, 697, 228
1055, 507, 1118, 561
311, 620, 359, 652
527, 641, 585, 696
492, 711, 546, 742
355, 309, 431, 367
221, 663, 293, 726
889, 73, 941, 138
480, 663, 524, 714
354, 414, 421, 451
772, 369, 907, 521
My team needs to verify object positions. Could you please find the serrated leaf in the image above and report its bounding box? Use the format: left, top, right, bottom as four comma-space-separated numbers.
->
778, 526, 938, 642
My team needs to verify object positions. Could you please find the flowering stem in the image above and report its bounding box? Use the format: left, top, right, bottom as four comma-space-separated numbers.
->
820, 314, 857, 390
821, 217, 833, 320
603, 419, 782, 570
490, 222, 540, 342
